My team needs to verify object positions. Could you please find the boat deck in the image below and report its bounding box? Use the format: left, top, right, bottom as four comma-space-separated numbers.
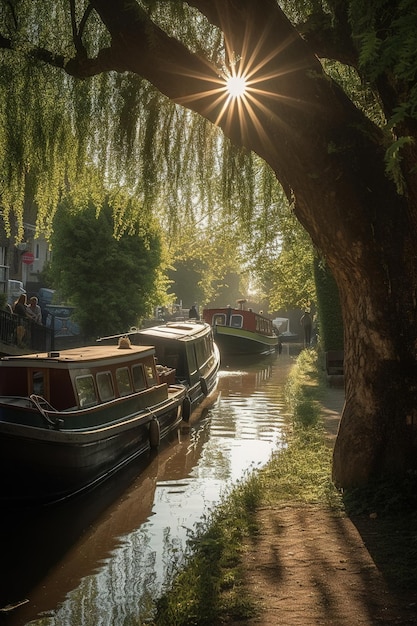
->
1, 344, 155, 364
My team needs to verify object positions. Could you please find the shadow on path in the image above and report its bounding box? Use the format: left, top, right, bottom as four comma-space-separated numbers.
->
232, 384, 417, 625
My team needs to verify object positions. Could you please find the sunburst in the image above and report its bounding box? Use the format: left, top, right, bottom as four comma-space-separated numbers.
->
226, 74, 247, 99
172, 22, 312, 154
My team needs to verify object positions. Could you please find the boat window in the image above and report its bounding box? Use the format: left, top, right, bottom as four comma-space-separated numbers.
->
75, 375, 98, 408
230, 314, 243, 328
132, 364, 147, 391
195, 339, 207, 368
116, 367, 133, 396
31, 370, 45, 396
196, 336, 216, 377
213, 313, 226, 325
97, 371, 115, 402
186, 344, 197, 378
144, 363, 158, 386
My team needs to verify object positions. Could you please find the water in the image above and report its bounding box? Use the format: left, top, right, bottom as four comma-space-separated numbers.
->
0, 346, 299, 626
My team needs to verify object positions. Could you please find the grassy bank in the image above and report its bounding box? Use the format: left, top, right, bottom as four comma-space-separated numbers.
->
150, 349, 341, 625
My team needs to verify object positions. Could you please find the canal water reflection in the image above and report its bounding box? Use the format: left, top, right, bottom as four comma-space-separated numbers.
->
1, 346, 299, 626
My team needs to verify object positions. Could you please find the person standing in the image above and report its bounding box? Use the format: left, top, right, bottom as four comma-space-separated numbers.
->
13, 294, 29, 347
300, 309, 312, 348
189, 304, 200, 320
27, 296, 42, 324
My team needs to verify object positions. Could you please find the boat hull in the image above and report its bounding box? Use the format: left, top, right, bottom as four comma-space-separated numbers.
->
212, 325, 278, 355
202, 307, 278, 357
0, 387, 185, 504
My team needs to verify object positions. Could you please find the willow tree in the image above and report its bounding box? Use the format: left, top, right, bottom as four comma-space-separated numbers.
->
1, 0, 417, 489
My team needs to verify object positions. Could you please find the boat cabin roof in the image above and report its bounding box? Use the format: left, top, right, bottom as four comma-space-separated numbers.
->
0, 344, 156, 369
137, 321, 209, 342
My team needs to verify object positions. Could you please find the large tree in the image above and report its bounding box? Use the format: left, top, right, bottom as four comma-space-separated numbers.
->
1, 0, 417, 488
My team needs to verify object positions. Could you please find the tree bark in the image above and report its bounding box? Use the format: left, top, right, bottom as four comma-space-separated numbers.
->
50, 0, 417, 486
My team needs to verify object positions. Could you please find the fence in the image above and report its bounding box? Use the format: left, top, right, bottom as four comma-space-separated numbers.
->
0, 308, 54, 353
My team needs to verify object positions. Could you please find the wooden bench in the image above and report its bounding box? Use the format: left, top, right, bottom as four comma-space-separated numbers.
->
325, 350, 344, 376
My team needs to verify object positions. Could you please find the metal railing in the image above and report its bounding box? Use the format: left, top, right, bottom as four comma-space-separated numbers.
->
0, 308, 54, 353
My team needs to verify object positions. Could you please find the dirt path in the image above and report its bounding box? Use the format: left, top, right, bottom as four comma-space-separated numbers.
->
231, 386, 417, 625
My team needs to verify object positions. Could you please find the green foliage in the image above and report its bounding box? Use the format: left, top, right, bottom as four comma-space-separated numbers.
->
167, 259, 205, 308
253, 208, 317, 312
350, 0, 417, 89
49, 195, 164, 339
1, 0, 416, 327
347, 0, 417, 185
0, 1, 279, 241
166, 215, 247, 307
384, 135, 415, 194
314, 258, 344, 351
286, 0, 417, 184
322, 59, 385, 127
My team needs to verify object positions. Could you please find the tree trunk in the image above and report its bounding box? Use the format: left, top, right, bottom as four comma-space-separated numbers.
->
87, 0, 417, 487
327, 191, 417, 488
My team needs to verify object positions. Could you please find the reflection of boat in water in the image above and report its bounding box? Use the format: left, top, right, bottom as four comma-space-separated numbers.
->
203, 303, 278, 356
0, 344, 186, 503
1, 352, 292, 625
218, 352, 276, 395
0, 415, 212, 623
98, 320, 220, 420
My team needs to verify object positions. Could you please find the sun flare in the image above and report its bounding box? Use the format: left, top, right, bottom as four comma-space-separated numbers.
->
226, 75, 247, 98
173, 27, 299, 154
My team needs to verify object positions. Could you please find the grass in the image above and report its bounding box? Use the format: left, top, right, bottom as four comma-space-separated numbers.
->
259, 348, 341, 509
153, 473, 263, 625
148, 348, 417, 625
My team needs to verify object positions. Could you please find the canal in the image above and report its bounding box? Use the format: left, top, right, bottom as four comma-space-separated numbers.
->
1, 345, 300, 626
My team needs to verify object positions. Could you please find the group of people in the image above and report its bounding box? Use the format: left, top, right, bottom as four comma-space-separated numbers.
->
11, 294, 42, 324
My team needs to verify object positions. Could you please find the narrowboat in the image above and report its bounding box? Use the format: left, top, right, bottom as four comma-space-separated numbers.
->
202, 304, 278, 356
98, 320, 220, 420
0, 342, 186, 503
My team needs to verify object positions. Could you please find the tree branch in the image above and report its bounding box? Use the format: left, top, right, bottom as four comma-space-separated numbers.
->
69, 0, 94, 58
297, 9, 358, 68
0, 34, 67, 69
88, 0, 223, 100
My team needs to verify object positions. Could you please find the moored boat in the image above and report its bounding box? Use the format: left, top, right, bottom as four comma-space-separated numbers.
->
0, 343, 186, 503
98, 320, 220, 421
202, 305, 278, 356
272, 317, 298, 342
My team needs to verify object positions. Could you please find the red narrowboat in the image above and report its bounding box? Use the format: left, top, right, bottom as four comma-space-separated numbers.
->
202, 305, 278, 356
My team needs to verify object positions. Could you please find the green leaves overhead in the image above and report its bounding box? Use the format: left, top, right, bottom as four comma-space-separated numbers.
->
0, 0, 268, 238
0, 0, 416, 321
350, 0, 417, 83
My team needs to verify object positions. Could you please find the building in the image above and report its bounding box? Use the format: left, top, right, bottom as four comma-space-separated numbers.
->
0, 221, 51, 301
